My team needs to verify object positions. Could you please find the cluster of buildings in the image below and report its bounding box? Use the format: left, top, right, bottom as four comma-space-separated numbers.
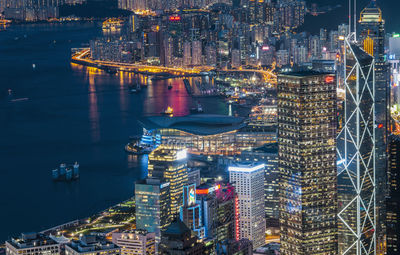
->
5, 0, 400, 255
90, 0, 307, 69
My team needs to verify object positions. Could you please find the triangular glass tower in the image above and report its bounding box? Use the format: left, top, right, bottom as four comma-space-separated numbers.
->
337, 33, 376, 255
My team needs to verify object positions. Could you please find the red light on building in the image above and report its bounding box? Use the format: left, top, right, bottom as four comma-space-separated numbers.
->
235, 196, 240, 241
196, 189, 209, 195
169, 16, 181, 21
378, 123, 383, 128
325, 76, 335, 83
262, 46, 270, 51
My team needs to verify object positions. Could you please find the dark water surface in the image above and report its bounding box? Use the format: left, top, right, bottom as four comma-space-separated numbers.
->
0, 22, 227, 241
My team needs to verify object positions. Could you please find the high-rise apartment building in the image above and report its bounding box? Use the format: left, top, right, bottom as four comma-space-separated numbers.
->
112, 230, 156, 255
135, 178, 172, 242
229, 163, 265, 249
278, 71, 338, 254
148, 145, 188, 217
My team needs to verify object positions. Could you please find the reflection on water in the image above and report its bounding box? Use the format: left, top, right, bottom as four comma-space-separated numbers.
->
71, 63, 210, 117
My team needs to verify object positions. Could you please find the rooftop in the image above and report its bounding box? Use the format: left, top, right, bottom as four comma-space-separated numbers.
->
7, 233, 59, 249
139, 114, 246, 136
66, 235, 118, 253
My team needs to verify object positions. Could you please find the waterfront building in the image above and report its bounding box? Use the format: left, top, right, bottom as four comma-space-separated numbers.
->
112, 230, 156, 255
278, 71, 338, 254
135, 178, 172, 242
159, 220, 205, 254
148, 145, 188, 217
180, 184, 206, 238
336, 37, 376, 254
386, 134, 400, 254
65, 235, 119, 255
6, 233, 61, 255
139, 114, 276, 157
359, 3, 389, 248
229, 163, 265, 249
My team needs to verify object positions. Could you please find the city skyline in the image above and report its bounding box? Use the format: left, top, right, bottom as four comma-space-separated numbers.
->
1, 0, 399, 254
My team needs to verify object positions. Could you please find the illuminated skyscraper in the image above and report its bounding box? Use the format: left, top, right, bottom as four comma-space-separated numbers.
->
148, 145, 188, 217
359, 2, 389, 249
229, 163, 265, 249
336, 33, 376, 254
386, 134, 400, 254
135, 178, 171, 242
180, 184, 206, 239
278, 71, 338, 254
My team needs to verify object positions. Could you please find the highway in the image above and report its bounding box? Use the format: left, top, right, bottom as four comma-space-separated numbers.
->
71, 48, 277, 84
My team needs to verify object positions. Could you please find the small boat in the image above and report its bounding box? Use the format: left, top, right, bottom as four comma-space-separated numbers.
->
190, 101, 204, 114
129, 82, 141, 93
168, 83, 173, 90
125, 143, 153, 155
161, 106, 174, 116
32, 64, 36, 69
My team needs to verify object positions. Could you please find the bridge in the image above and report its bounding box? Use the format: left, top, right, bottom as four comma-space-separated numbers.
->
71, 48, 277, 84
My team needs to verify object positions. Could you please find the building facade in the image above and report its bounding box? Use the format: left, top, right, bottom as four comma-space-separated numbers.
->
147, 145, 188, 217
278, 71, 338, 254
112, 230, 156, 255
135, 178, 171, 242
6, 233, 61, 255
229, 163, 265, 249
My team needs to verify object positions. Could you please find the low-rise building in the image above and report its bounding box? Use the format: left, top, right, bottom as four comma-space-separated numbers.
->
6, 233, 61, 255
112, 230, 156, 255
65, 235, 120, 255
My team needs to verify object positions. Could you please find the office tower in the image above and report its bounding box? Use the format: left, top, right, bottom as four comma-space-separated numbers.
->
65, 236, 120, 255
278, 71, 338, 254
195, 182, 238, 246
229, 163, 265, 249
148, 145, 188, 217
336, 34, 376, 254
183, 41, 191, 66
135, 178, 172, 242
112, 230, 156, 255
386, 134, 400, 254
159, 220, 205, 254
180, 184, 206, 238
6, 233, 61, 255
359, 3, 389, 249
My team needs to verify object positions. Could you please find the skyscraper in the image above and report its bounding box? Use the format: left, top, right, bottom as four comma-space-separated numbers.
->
148, 145, 188, 217
386, 134, 400, 254
359, 2, 389, 250
336, 35, 376, 254
135, 178, 172, 242
278, 71, 338, 254
180, 184, 206, 238
229, 163, 265, 249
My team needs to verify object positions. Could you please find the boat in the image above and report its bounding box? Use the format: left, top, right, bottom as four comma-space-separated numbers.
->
129, 81, 141, 93
52, 162, 79, 182
190, 101, 204, 114
168, 83, 173, 90
161, 106, 174, 116
125, 142, 153, 155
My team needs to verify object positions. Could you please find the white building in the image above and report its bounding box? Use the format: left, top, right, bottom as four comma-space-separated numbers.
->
112, 230, 156, 255
65, 235, 120, 255
191, 40, 202, 66
6, 233, 61, 255
229, 163, 265, 249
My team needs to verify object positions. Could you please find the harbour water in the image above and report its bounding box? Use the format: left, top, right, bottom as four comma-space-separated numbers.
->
0, 22, 227, 241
